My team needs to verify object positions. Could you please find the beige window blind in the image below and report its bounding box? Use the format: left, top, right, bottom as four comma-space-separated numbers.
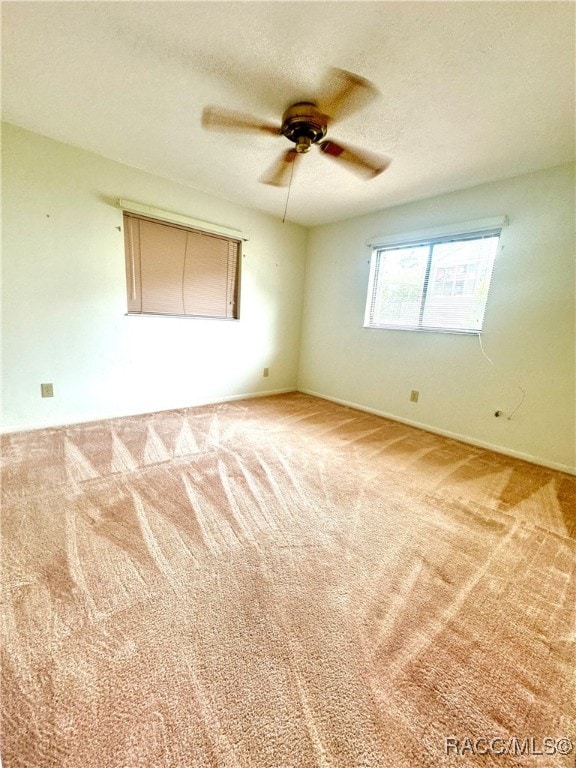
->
123, 213, 240, 319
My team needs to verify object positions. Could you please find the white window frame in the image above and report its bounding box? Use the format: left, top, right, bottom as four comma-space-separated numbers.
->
364, 217, 507, 335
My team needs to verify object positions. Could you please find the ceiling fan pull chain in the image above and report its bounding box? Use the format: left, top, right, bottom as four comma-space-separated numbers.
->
282, 158, 297, 224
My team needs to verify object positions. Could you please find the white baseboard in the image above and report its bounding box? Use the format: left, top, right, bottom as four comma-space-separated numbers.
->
298, 388, 576, 476
0, 388, 297, 435
4, 386, 574, 475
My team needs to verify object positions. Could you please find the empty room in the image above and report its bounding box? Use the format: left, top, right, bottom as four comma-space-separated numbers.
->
1, 2, 575, 767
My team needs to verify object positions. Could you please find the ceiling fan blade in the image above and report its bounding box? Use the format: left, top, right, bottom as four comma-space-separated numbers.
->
318, 68, 380, 123
259, 150, 300, 187
202, 107, 280, 135
319, 140, 391, 179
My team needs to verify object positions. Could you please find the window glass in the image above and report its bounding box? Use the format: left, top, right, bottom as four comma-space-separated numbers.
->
365, 231, 500, 333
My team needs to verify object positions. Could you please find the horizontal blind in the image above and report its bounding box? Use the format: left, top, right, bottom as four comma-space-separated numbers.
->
118, 199, 248, 241
183, 231, 228, 317
140, 218, 187, 314
421, 233, 499, 331
368, 244, 429, 328
366, 229, 501, 332
226, 239, 240, 319
123, 212, 240, 319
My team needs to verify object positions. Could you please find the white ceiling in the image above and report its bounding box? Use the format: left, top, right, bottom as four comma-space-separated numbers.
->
2, 2, 575, 227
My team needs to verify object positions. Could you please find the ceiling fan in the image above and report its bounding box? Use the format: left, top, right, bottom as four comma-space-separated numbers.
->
201, 68, 391, 187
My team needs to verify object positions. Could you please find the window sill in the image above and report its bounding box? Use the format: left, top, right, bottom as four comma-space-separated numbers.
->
363, 324, 480, 335
125, 312, 239, 321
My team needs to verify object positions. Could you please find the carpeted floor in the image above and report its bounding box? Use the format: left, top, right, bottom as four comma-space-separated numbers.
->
2, 392, 575, 767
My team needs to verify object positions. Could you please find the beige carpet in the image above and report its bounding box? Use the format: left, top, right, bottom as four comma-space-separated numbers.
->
2, 392, 575, 767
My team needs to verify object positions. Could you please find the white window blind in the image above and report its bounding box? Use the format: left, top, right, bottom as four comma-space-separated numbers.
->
124, 213, 240, 319
365, 228, 502, 333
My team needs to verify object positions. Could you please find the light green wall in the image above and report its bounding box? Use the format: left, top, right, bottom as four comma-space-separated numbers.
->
1, 123, 307, 429
299, 164, 576, 472
3, 123, 574, 472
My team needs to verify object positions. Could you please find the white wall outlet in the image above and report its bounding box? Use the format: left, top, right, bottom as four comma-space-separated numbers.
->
263, 368, 269, 378
41, 383, 54, 397
410, 390, 419, 403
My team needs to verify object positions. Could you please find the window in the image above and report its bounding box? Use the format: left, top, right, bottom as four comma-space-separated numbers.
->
123, 212, 241, 319
364, 225, 502, 333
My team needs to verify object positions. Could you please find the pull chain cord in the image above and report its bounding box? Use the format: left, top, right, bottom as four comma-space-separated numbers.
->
478, 333, 495, 367
282, 156, 297, 224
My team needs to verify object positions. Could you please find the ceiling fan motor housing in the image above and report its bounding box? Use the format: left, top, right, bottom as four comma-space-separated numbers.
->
280, 102, 328, 153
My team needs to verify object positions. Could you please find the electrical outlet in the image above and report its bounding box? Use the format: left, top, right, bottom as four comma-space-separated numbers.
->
410, 390, 419, 403
263, 368, 269, 378
41, 383, 54, 398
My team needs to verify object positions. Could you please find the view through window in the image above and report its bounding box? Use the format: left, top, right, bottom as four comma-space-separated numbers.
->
365, 229, 501, 333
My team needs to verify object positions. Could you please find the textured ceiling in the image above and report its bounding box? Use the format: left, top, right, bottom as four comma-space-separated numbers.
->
2, 1, 575, 226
